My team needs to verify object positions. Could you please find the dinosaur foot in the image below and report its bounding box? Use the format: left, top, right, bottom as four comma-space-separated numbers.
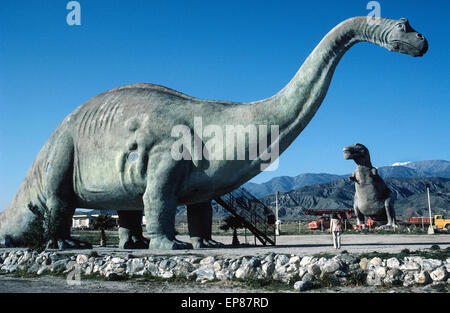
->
149, 235, 193, 250
118, 228, 150, 249
191, 237, 225, 249
46, 237, 93, 250
119, 236, 150, 249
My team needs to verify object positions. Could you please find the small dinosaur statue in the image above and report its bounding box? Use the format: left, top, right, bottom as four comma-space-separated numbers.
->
0, 17, 425, 249
344, 143, 397, 229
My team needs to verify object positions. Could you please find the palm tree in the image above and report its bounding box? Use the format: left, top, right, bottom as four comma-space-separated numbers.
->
220, 215, 245, 246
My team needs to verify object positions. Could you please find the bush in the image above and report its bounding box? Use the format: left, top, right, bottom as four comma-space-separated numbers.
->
20, 202, 52, 250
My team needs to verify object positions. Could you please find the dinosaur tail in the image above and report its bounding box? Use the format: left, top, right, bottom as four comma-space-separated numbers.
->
0, 147, 48, 246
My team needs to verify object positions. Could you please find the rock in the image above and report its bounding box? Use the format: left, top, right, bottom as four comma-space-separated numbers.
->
289, 256, 301, 264
307, 264, 321, 276
261, 262, 275, 277
359, 258, 369, 271
301, 273, 314, 283
334, 270, 347, 278
400, 261, 421, 272
159, 259, 176, 271
300, 256, 317, 267
195, 266, 215, 282
127, 258, 145, 275
264, 253, 276, 263
367, 257, 382, 270
27, 263, 40, 274
422, 259, 443, 271
317, 257, 328, 268
2, 264, 18, 273
374, 266, 387, 279
298, 267, 308, 279
213, 261, 222, 272
144, 262, 159, 277
321, 259, 343, 274
76, 254, 89, 265
247, 257, 261, 268
50, 259, 69, 273
230, 260, 241, 271
37, 265, 49, 275
335, 254, 358, 265
50, 253, 65, 263
200, 256, 215, 265
106, 272, 122, 281
85, 264, 93, 276
366, 271, 382, 286
161, 271, 174, 279
383, 268, 403, 286
386, 257, 401, 269
275, 254, 289, 267
430, 266, 448, 282
414, 271, 432, 285
111, 257, 125, 264
286, 263, 299, 273
216, 268, 234, 281
294, 280, 312, 292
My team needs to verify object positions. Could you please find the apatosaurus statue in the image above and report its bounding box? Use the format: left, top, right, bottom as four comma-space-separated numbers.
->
344, 143, 397, 228
0, 17, 426, 249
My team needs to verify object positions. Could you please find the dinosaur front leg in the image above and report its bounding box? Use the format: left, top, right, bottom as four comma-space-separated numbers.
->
44, 132, 91, 250
118, 210, 149, 249
144, 154, 193, 250
45, 197, 91, 250
187, 201, 224, 248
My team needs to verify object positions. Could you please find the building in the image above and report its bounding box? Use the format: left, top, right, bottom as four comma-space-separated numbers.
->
72, 213, 119, 230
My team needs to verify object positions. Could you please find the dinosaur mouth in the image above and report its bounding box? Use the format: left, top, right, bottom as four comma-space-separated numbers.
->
391, 40, 425, 57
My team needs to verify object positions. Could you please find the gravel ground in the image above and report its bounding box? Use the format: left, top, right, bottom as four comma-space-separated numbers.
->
0, 273, 446, 293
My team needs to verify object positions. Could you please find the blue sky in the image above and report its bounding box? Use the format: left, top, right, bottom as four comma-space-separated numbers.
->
0, 0, 449, 210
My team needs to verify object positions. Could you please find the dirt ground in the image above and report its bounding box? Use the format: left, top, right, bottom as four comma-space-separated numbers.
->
1, 234, 449, 293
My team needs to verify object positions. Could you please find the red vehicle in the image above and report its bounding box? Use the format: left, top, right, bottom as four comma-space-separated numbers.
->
407, 217, 432, 225
305, 209, 353, 230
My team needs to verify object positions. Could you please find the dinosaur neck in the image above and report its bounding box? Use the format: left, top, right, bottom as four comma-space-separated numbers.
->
251, 17, 393, 156
355, 157, 373, 168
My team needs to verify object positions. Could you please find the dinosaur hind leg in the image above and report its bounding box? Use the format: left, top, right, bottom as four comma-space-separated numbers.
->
118, 210, 149, 249
187, 201, 224, 248
44, 132, 91, 250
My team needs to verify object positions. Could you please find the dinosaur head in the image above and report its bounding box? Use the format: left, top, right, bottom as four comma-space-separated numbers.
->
385, 18, 428, 57
343, 143, 371, 165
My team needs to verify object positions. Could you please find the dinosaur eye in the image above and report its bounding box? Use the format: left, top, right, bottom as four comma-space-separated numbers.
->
396, 24, 405, 30
127, 151, 139, 162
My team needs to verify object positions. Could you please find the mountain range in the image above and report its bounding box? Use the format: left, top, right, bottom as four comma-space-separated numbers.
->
244, 160, 450, 198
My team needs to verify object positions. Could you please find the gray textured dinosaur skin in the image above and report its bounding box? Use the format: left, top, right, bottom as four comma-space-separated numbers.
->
344, 143, 397, 228
0, 17, 426, 249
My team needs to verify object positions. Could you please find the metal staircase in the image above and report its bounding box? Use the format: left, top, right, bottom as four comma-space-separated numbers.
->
214, 188, 276, 246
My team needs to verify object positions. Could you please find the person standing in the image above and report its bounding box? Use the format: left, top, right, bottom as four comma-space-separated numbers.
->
330, 213, 342, 249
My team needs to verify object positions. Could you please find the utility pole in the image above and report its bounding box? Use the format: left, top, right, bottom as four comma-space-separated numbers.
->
275, 191, 280, 236
426, 183, 434, 234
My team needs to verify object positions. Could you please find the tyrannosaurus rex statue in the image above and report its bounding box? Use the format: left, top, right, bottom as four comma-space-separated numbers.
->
0, 17, 426, 249
344, 143, 397, 229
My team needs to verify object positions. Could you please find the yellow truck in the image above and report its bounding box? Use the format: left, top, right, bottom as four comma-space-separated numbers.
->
407, 214, 450, 230
433, 214, 450, 230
